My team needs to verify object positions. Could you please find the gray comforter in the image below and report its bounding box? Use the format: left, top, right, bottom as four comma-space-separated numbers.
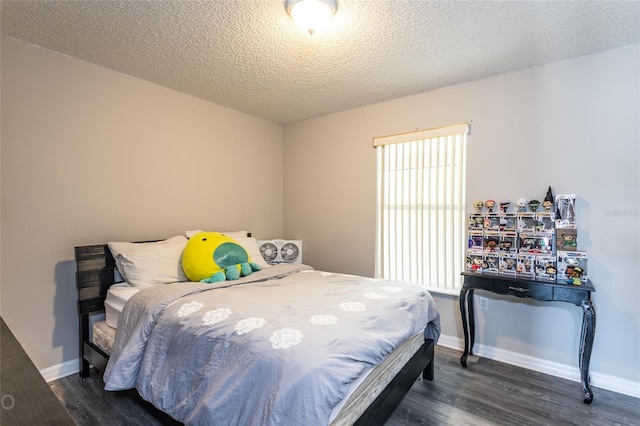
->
104, 264, 441, 425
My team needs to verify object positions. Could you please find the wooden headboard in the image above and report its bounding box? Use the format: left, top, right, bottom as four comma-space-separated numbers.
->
75, 244, 118, 315
75, 243, 119, 378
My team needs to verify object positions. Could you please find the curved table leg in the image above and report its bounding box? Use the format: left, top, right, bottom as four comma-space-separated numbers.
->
460, 286, 473, 368
467, 289, 476, 355
579, 299, 596, 404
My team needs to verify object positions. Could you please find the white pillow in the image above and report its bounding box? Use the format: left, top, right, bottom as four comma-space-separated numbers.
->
107, 236, 188, 288
234, 236, 270, 269
185, 230, 248, 239
108, 241, 139, 281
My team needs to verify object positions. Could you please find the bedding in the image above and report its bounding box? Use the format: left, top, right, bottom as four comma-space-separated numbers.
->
103, 263, 440, 425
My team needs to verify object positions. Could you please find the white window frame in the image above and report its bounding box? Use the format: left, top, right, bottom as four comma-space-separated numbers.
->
374, 123, 469, 295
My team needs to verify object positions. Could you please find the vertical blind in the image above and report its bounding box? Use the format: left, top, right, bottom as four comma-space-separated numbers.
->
374, 123, 469, 294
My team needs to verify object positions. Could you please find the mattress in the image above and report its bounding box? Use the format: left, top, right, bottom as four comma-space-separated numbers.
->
92, 319, 424, 424
104, 282, 139, 328
93, 320, 116, 354
329, 330, 424, 425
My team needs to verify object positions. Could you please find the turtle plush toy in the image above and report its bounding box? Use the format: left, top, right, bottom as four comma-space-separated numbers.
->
182, 232, 262, 283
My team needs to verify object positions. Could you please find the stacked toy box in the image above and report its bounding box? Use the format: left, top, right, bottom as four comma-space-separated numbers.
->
465, 188, 588, 285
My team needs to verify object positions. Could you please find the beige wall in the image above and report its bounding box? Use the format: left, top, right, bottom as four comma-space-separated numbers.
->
283, 45, 640, 388
0, 36, 283, 369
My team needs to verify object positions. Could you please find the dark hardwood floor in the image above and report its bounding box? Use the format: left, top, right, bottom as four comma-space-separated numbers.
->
49, 346, 640, 426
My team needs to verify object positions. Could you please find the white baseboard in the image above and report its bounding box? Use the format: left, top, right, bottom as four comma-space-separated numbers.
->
40, 358, 79, 383
436, 334, 640, 399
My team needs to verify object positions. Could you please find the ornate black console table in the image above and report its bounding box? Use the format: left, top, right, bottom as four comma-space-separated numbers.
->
459, 272, 596, 403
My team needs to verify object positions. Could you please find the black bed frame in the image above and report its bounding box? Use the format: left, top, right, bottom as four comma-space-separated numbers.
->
75, 242, 435, 426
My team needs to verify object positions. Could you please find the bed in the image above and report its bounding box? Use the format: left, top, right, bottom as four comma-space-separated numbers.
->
75, 234, 441, 425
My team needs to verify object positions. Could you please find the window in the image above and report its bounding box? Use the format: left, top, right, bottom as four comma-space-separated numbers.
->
374, 123, 469, 294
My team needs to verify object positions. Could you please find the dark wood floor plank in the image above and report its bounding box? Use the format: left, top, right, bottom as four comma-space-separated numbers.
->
48, 345, 640, 426
50, 376, 163, 426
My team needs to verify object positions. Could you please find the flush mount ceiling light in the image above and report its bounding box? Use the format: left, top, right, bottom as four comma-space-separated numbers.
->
286, 0, 337, 35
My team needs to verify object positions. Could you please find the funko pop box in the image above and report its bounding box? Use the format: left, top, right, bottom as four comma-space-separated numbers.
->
535, 211, 555, 233
499, 253, 517, 277
555, 194, 577, 229
519, 232, 553, 255
466, 250, 485, 273
469, 213, 484, 230
499, 231, 518, 253
468, 229, 484, 252
517, 212, 536, 232
499, 213, 518, 231
557, 251, 588, 285
483, 230, 501, 253
556, 228, 578, 252
535, 255, 557, 283
517, 253, 536, 279
484, 253, 499, 275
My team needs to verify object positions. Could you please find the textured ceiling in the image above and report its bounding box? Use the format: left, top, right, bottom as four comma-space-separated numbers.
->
2, 1, 639, 124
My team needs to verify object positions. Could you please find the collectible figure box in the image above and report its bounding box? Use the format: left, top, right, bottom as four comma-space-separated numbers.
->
518, 232, 537, 253
555, 194, 576, 228
468, 229, 484, 252
466, 250, 485, 273
534, 232, 554, 254
499, 213, 518, 231
519, 232, 553, 254
517, 253, 536, 279
535, 255, 557, 282
484, 214, 501, 230
517, 212, 536, 232
535, 212, 555, 233
499, 253, 517, 277
483, 230, 501, 253
499, 231, 518, 253
484, 253, 499, 275
557, 251, 588, 285
469, 213, 484, 230
556, 228, 578, 252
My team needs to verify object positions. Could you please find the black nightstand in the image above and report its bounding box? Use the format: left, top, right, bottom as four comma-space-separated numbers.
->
459, 272, 596, 403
